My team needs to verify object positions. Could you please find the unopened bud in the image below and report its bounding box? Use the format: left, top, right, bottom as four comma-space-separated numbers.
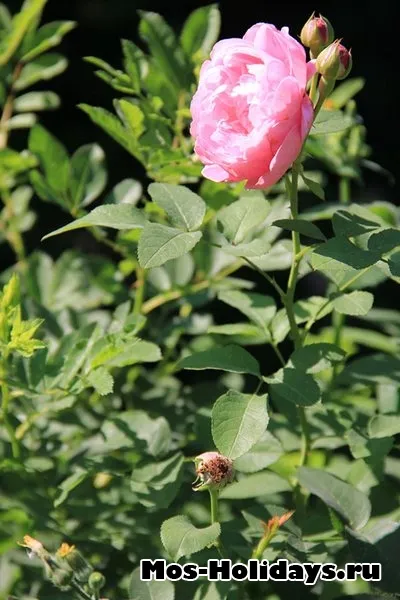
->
316, 40, 352, 81
88, 572, 106, 592
193, 452, 234, 492
56, 543, 92, 582
300, 13, 334, 57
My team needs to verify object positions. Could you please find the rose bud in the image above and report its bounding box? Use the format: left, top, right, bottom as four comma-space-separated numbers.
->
300, 13, 334, 57
316, 41, 352, 81
190, 23, 316, 189
193, 451, 234, 492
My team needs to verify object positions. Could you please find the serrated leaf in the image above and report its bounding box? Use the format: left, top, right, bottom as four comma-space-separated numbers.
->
54, 468, 87, 507
179, 344, 260, 377
368, 415, 400, 439
129, 567, 174, 600
301, 174, 325, 201
367, 229, 400, 255
218, 290, 276, 331
220, 471, 290, 499
217, 195, 269, 244
268, 367, 321, 407
131, 453, 184, 509
180, 4, 221, 59
0, 0, 48, 66
21, 20, 76, 62
161, 516, 220, 561
298, 467, 371, 530
14, 91, 60, 112
212, 390, 268, 460
148, 183, 206, 231
86, 367, 113, 396
338, 354, 400, 386
311, 109, 353, 135
332, 291, 374, 316
79, 104, 138, 156
29, 124, 69, 195
42, 205, 146, 240
233, 431, 283, 473
332, 209, 381, 237
273, 218, 326, 241
122, 39, 142, 93
289, 343, 346, 373
138, 223, 202, 269
70, 143, 107, 208
15, 53, 67, 90
138, 11, 190, 90
118, 99, 145, 139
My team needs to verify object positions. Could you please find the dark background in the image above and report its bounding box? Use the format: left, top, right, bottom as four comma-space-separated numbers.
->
4, 0, 400, 269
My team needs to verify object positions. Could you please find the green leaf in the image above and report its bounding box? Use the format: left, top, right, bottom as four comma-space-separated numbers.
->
148, 183, 206, 231
90, 336, 161, 369
332, 291, 374, 316
220, 471, 290, 499
131, 453, 184, 509
220, 238, 271, 258
218, 290, 276, 331
311, 237, 380, 287
70, 143, 107, 208
233, 431, 283, 473
42, 205, 146, 240
121, 39, 142, 93
54, 468, 88, 507
332, 208, 381, 237
86, 367, 113, 396
0, 0, 47, 66
79, 104, 138, 156
180, 4, 221, 59
101, 410, 171, 456
29, 124, 69, 194
297, 467, 371, 530
14, 91, 60, 112
300, 174, 325, 201
328, 78, 365, 109
217, 194, 269, 244
347, 520, 400, 593
161, 516, 220, 561
268, 368, 321, 406
368, 415, 400, 439
179, 344, 260, 377
311, 109, 353, 135
105, 179, 142, 205
367, 229, 400, 255
130, 567, 174, 600
138, 223, 202, 269
338, 354, 400, 386
117, 99, 145, 140
212, 390, 268, 460
138, 11, 190, 90
273, 219, 326, 241
289, 343, 346, 373
21, 20, 76, 62
15, 53, 68, 90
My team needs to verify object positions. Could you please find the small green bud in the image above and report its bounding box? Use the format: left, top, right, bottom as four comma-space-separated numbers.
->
316, 40, 352, 81
300, 13, 334, 57
56, 543, 92, 583
192, 452, 234, 492
88, 571, 106, 592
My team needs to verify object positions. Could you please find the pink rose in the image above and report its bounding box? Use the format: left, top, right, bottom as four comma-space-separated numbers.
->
190, 23, 315, 188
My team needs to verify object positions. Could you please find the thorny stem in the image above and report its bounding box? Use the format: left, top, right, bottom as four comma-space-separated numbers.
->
0, 351, 20, 460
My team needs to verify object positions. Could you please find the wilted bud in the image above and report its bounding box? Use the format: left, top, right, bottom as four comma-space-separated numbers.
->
316, 40, 352, 81
51, 568, 73, 590
18, 535, 50, 561
56, 543, 92, 582
193, 452, 234, 492
88, 572, 106, 593
300, 13, 334, 57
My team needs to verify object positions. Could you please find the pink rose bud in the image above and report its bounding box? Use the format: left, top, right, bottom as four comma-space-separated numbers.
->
316, 40, 352, 81
190, 23, 315, 189
300, 13, 334, 57
193, 451, 234, 491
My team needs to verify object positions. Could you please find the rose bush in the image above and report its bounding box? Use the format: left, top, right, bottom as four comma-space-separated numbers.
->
190, 23, 315, 188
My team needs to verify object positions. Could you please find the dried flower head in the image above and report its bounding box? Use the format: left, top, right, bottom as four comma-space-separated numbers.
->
193, 451, 234, 491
